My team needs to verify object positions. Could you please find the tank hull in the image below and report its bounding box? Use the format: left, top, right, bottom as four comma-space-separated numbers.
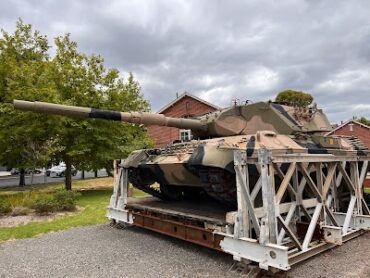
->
126, 131, 366, 206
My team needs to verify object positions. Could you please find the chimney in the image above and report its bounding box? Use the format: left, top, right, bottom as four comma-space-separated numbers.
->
176, 92, 179, 99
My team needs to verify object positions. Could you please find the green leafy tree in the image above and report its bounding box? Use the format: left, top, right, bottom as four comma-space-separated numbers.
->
0, 20, 57, 186
0, 21, 153, 189
358, 117, 370, 126
275, 90, 314, 107
50, 34, 153, 190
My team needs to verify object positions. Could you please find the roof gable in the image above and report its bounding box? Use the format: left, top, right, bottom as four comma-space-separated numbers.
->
157, 92, 220, 113
326, 120, 370, 135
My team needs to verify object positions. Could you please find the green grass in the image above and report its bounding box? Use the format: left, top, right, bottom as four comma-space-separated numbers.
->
0, 189, 111, 241
0, 177, 114, 194
0, 177, 147, 242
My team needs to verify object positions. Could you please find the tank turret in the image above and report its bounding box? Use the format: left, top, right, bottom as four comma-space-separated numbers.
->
13, 99, 332, 138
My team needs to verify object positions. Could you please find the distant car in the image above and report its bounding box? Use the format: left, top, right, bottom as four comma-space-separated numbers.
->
10, 168, 19, 175
46, 164, 77, 177
10, 168, 42, 175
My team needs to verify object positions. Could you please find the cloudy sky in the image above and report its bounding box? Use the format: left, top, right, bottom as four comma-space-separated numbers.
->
1, 0, 370, 122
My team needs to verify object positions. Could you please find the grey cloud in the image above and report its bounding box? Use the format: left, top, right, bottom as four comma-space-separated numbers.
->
1, 0, 370, 122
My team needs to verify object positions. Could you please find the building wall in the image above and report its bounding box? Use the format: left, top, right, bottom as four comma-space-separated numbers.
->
330, 123, 370, 149
148, 95, 217, 147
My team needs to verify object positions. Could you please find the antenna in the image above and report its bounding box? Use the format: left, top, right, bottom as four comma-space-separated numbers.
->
232, 99, 240, 107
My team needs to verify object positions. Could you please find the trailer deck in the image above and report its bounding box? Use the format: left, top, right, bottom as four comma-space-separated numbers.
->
125, 197, 228, 250
127, 197, 229, 225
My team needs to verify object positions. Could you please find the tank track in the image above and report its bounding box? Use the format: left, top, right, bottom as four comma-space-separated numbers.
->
129, 167, 237, 206
128, 168, 188, 201
199, 168, 237, 207
127, 168, 165, 200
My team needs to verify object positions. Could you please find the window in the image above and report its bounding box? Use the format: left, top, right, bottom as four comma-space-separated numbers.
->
179, 129, 192, 142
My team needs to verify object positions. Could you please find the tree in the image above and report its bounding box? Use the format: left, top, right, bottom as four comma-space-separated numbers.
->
0, 21, 153, 190
358, 117, 370, 127
275, 90, 314, 107
49, 34, 153, 190
0, 20, 57, 186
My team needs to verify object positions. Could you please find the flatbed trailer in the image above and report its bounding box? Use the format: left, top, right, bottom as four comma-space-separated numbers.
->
107, 149, 370, 272
125, 197, 227, 251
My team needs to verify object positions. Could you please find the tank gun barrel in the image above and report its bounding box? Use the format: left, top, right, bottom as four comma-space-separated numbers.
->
13, 100, 207, 131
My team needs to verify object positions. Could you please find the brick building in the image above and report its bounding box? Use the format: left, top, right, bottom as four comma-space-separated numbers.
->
326, 120, 370, 149
148, 92, 220, 147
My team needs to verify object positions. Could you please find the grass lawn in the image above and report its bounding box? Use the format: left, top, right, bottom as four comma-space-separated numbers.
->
0, 177, 146, 242
0, 177, 114, 194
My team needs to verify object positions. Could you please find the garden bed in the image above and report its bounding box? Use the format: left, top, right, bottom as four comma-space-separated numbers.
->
0, 208, 83, 228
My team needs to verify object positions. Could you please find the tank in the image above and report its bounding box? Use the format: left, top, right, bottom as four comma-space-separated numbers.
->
13, 99, 369, 206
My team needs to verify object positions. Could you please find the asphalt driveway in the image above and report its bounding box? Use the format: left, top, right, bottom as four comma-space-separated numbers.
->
0, 224, 369, 277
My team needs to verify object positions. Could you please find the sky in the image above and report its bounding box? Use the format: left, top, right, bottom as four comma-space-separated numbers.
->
0, 0, 369, 123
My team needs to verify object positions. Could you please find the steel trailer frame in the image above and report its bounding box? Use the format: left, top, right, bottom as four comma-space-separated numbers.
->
107, 148, 370, 271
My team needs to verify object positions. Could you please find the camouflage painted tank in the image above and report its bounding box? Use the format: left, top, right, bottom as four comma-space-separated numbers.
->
13, 99, 368, 206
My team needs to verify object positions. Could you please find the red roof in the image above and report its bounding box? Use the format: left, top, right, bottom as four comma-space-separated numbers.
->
157, 92, 220, 114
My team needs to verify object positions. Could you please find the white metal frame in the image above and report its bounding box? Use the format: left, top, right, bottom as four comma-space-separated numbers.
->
107, 150, 370, 271
219, 149, 370, 270
106, 159, 133, 224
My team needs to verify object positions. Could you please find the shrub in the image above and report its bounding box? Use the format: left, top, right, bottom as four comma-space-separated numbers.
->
11, 206, 31, 216
5, 191, 43, 208
9, 190, 79, 215
0, 201, 12, 215
32, 196, 57, 215
53, 190, 79, 211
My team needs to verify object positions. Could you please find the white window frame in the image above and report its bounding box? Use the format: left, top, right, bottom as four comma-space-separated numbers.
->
179, 129, 192, 142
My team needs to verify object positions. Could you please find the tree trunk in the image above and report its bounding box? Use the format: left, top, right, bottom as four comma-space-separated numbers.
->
44, 168, 47, 184
30, 171, 34, 185
81, 170, 85, 180
19, 168, 26, 187
94, 170, 98, 178
105, 163, 113, 177
105, 168, 113, 177
65, 157, 72, 191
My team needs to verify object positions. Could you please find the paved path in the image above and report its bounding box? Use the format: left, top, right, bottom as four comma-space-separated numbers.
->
0, 225, 369, 277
